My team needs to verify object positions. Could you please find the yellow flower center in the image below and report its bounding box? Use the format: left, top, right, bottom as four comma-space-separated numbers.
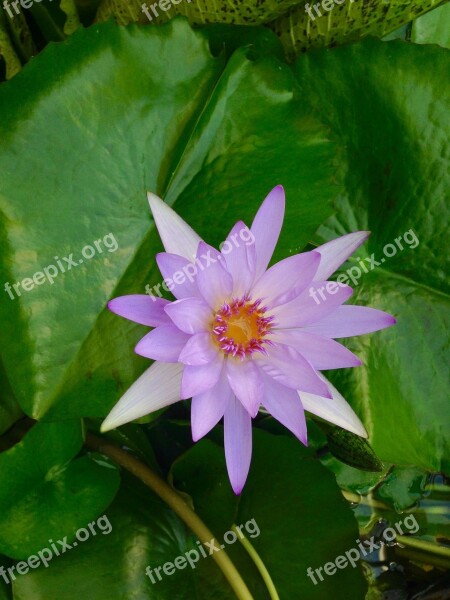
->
212, 296, 274, 359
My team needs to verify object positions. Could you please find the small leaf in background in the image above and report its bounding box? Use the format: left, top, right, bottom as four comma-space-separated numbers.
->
0, 421, 120, 558
377, 466, 429, 511
95, 0, 146, 24
270, 0, 443, 57
95, 0, 305, 26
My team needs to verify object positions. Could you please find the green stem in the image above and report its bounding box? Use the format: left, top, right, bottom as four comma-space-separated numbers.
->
395, 546, 450, 570
85, 433, 254, 600
396, 535, 450, 560
28, 4, 65, 41
232, 524, 280, 600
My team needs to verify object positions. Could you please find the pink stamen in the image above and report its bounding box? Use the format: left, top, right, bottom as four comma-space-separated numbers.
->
211, 295, 275, 359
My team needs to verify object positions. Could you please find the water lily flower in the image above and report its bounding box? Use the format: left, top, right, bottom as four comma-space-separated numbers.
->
101, 186, 395, 493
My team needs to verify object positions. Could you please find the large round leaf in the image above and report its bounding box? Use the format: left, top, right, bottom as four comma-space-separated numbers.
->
0, 421, 120, 558
12, 473, 241, 600
0, 19, 337, 421
12, 432, 367, 599
172, 430, 368, 599
294, 38, 450, 473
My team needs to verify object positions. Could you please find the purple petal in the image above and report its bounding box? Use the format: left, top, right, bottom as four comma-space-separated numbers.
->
256, 343, 332, 397
314, 231, 371, 281
222, 221, 257, 297
108, 295, 170, 327
156, 253, 199, 299
181, 355, 223, 399
271, 330, 362, 369
250, 251, 320, 307
251, 186, 285, 280
148, 192, 201, 261
260, 372, 307, 444
135, 325, 189, 362
191, 368, 233, 441
226, 359, 264, 418
299, 374, 367, 438
303, 306, 396, 338
224, 395, 253, 495
101, 362, 183, 432
272, 281, 353, 328
196, 241, 233, 309
164, 297, 212, 334
179, 332, 218, 366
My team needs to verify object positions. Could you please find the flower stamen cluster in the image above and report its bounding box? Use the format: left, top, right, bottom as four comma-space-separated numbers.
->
212, 295, 274, 359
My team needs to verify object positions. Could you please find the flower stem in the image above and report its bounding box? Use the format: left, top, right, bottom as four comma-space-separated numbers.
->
396, 535, 450, 561
232, 524, 280, 600
85, 433, 254, 600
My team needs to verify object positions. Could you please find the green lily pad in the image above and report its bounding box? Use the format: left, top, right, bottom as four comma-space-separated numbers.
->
11, 431, 367, 599
0, 19, 337, 421
172, 430, 368, 599
0, 421, 120, 558
294, 38, 450, 473
12, 473, 241, 599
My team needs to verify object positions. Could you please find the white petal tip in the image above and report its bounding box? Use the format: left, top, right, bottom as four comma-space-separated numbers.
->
99, 418, 115, 433
355, 425, 369, 439
344, 420, 368, 439
147, 191, 164, 207
146, 192, 201, 260
345, 420, 369, 438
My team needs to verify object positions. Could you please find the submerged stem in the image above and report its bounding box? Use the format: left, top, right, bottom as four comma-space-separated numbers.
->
85, 433, 254, 600
396, 535, 450, 560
